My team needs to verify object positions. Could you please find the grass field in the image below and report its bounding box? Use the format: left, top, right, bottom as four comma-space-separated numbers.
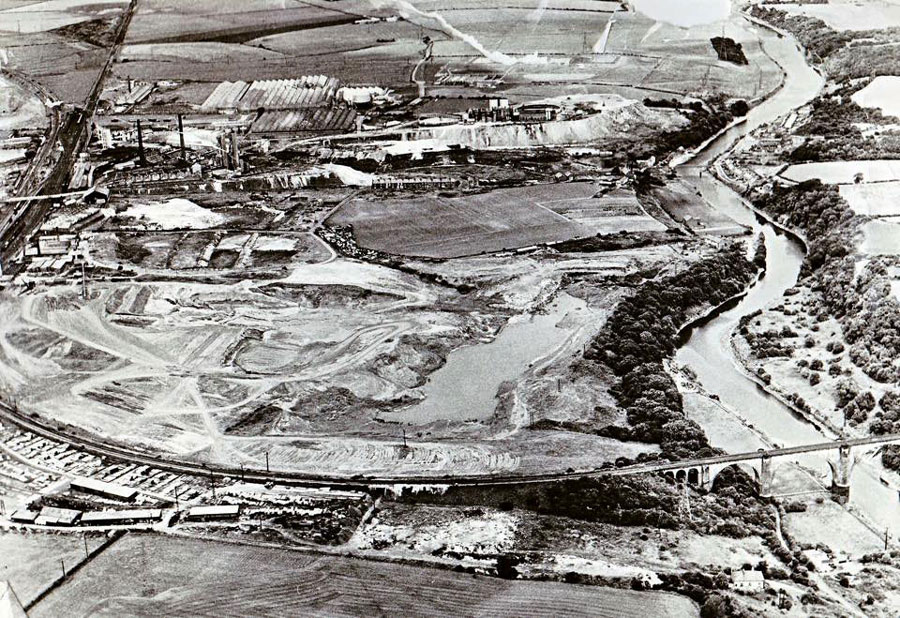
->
0, 533, 108, 608
839, 181, 900, 216
782, 160, 900, 184
32, 534, 699, 617
329, 184, 598, 258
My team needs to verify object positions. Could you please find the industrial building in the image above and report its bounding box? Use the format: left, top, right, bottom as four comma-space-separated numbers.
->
35, 506, 81, 526
80, 509, 162, 526
185, 504, 240, 521
70, 476, 138, 502
8, 509, 38, 524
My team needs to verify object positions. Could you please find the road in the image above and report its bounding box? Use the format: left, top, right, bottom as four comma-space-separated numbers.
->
0, 0, 139, 270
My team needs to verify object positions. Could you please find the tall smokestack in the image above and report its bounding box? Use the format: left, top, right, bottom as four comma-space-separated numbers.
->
230, 131, 240, 172
177, 114, 186, 160
136, 119, 146, 166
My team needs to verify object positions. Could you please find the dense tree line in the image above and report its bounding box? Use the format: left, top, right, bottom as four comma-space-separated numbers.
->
789, 95, 900, 162
750, 7, 851, 61
582, 244, 758, 459
652, 97, 736, 158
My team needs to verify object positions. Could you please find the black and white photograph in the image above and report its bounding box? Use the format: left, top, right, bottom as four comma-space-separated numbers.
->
0, 0, 898, 615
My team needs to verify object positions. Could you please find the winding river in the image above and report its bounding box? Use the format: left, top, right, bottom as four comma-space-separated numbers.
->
676, 17, 900, 534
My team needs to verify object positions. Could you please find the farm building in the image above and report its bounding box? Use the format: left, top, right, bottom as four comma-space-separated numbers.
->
731, 570, 765, 592
80, 509, 162, 526
70, 476, 138, 502
36, 506, 81, 526
185, 504, 240, 521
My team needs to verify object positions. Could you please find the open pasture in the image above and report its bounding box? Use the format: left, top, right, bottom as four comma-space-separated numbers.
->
0, 0, 125, 34
32, 534, 698, 618
328, 183, 608, 258
125, 1, 366, 44
249, 18, 429, 57
782, 160, 900, 184
760, 0, 900, 31
0, 533, 100, 608
851, 76, 900, 120
839, 181, 900, 217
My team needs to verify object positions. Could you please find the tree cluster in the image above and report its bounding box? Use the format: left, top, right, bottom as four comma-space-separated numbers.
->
584, 244, 757, 459
750, 7, 852, 61
710, 37, 748, 65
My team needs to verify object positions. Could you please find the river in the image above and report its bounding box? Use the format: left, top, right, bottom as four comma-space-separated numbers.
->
676, 17, 900, 534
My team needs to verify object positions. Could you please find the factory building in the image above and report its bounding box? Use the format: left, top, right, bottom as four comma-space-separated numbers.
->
185, 504, 240, 521
70, 476, 138, 502
80, 509, 162, 526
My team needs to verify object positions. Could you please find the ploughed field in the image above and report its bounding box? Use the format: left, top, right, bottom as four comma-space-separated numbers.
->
328, 183, 666, 258
32, 533, 699, 617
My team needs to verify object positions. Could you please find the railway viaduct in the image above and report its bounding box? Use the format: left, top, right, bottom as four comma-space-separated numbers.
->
606, 434, 900, 503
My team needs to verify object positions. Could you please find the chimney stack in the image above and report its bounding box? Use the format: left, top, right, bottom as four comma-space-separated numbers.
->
177, 114, 186, 160
136, 119, 146, 166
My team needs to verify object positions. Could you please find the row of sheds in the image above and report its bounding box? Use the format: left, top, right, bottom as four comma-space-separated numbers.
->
201, 76, 341, 112
9, 504, 240, 527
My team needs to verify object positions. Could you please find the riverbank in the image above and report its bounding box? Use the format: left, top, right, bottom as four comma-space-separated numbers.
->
678, 3, 900, 579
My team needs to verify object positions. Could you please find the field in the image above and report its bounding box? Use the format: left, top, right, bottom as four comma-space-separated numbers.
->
104, 0, 782, 105
760, 0, 900, 31
31, 533, 698, 617
0, 75, 47, 131
839, 181, 900, 216
782, 160, 900, 184
330, 186, 590, 258
860, 219, 900, 256
783, 499, 884, 557
329, 182, 671, 258
851, 76, 900, 119
0, 532, 107, 608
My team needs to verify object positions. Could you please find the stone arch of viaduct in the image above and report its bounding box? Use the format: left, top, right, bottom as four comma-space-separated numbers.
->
663, 444, 860, 502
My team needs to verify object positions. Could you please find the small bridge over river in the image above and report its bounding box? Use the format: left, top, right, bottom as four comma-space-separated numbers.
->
606, 434, 900, 502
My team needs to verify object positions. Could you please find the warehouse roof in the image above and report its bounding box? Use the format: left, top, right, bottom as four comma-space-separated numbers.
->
81, 509, 162, 524
71, 477, 138, 501
186, 504, 240, 518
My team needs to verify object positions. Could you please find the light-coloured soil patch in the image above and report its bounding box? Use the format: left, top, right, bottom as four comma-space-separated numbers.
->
839, 180, 900, 216
0, 75, 47, 131
761, 0, 900, 31
782, 160, 900, 184
783, 499, 883, 557
851, 76, 900, 120
119, 198, 227, 230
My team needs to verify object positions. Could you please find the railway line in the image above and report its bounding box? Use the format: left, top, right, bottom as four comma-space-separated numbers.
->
0, 0, 139, 270
2, 398, 894, 492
